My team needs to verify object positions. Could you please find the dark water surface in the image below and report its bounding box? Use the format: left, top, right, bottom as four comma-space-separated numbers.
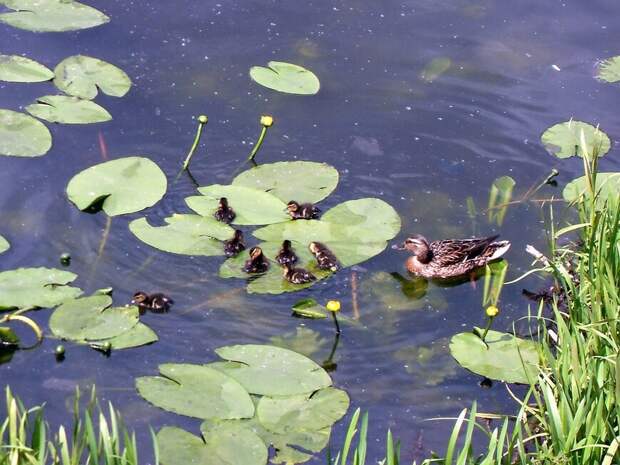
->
1, 0, 619, 462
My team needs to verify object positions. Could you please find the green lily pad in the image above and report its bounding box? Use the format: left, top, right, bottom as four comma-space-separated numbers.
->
0, 0, 109, 32
0, 235, 9, 254
232, 161, 338, 204
321, 198, 401, 241
420, 57, 451, 82
563, 172, 620, 210
211, 344, 332, 396
129, 215, 233, 256
0, 267, 82, 310
249, 61, 320, 95
0, 327, 19, 346
0, 55, 54, 82
597, 56, 620, 83
66, 156, 167, 216
449, 330, 539, 384
541, 120, 610, 158
136, 363, 255, 420
0, 109, 52, 157
26, 95, 112, 124
107, 322, 157, 350
53, 55, 131, 100
291, 299, 327, 319
186, 184, 288, 225
270, 327, 329, 358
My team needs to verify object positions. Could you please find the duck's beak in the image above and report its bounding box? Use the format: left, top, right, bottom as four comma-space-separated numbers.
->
391, 242, 406, 250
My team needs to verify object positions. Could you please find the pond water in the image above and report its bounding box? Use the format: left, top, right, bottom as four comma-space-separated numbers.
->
1, 0, 619, 462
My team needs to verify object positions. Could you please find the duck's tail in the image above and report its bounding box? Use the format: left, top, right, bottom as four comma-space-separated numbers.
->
487, 240, 511, 261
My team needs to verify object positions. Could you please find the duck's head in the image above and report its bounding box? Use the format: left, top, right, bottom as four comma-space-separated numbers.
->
282, 239, 292, 250
131, 291, 149, 305
286, 201, 300, 213
219, 197, 229, 209
393, 235, 430, 256
308, 241, 323, 254
232, 229, 244, 242
249, 246, 264, 261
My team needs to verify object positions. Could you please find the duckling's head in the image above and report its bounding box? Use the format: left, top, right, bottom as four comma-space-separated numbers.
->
232, 229, 244, 242
131, 291, 149, 305
287, 201, 300, 213
249, 246, 264, 261
219, 197, 229, 209
309, 241, 324, 254
282, 239, 292, 250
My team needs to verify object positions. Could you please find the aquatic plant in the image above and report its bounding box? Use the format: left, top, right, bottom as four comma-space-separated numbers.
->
596, 55, 620, 83
0, 0, 109, 32
250, 61, 320, 95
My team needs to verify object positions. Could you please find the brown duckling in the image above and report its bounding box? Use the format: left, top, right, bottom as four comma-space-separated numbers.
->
275, 240, 298, 266
283, 263, 316, 284
214, 197, 236, 224
224, 229, 246, 257
131, 291, 174, 314
243, 246, 269, 273
392, 234, 511, 279
309, 241, 340, 272
287, 201, 320, 220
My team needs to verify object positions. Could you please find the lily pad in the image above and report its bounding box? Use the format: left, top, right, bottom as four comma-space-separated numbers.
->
0, 109, 52, 157
232, 161, 338, 204
129, 215, 233, 256
26, 95, 112, 124
0, 55, 54, 82
66, 156, 167, 216
321, 198, 401, 241
541, 120, 610, 158
420, 57, 451, 82
136, 363, 255, 420
186, 184, 288, 225
249, 61, 320, 95
563, 172, 620, 210
0, 235, 9, 254
0, 0, 109, 32
0, 267, 82, 310
597, 56, 620, 83
291, 299, 327, 319
53, 55, 131, 100
0, 327, 19, 346
211, 344, 332, 396
107, 322, 158, 350
449, 330, 539, 384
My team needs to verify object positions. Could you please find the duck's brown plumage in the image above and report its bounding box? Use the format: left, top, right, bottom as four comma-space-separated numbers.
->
224, 229, 246, 257
214, 197, 236, 224
287, 201, 321, 220
309, 241, 340, 272
276, 239, 298, 266
243, 246, 269, 273
131, 291, 174, 314
282, 264, 316, 284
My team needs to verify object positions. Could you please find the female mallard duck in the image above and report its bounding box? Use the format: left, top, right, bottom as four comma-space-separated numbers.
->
214, 197, 236, 224
131, 291, 174, 314
224, 229, 245, 257
393, 234, 510, 279
282, 263, 316, 284
276, 240, 298, 266
287, 201, 320, 220
309, 241, 340, 272
243, 246, 269, 273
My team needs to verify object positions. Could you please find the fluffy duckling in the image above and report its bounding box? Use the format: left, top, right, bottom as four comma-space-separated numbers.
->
309, 241, 340, 272
287, 201, 320, 220
224, 229, 246, 257
276, 240, 298, 266
283, 263, 316, 284
214, 197, 236, 224
243, 246, 269, 273
131, 291, 174, 314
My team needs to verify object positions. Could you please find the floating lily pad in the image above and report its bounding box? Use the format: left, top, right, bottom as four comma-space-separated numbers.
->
449, 330, 539, 384
541, 120, 610, 158
232, 161, 338, 204
66, 156, 167, 216
0, 327, 19, 346
130, 215, 233, 256
107, 322, 158, 350
53, 55, 131, 100
136, 363, 255, 420
270, 327, 329, 358
0, 0, 109, 32
563, 172, 620, 210
249, 61, 320, 95
186, 184, 288, 225
0, 235, 9, 254
211, 344, 332, 396
420, 57, 451, 82
291, 299, 327, 319
26, 95, 112, 124
321, 198, 401, 241
0, 55, 54, 82
597, 56, 620, 83
0, 267, 82, 310
0, 109, 52, 157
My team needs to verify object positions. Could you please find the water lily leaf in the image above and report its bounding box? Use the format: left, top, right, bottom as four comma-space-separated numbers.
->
136, 363, 255, 420
0, 235, 9, 254
186, 184, 288, 225
0, 109, 52, 157
541, 120, 610, 158
291, 299, 327, 319
53, 55, 131, 100
563, 172, 620, 210
0, 54, 54, 82
270, 327, 329, 358
249, 61, 320, 95
232, 161, 338, 204
26, 95, 112, 124
420, 57, 451, 82
66, 156, 167, 216
0, 267, 82, 310
257, 387, 349, 434
321, 198, 401, 241
130, 215, 232, 256
0, 327, 19, 346
211, 344, 332, 396
597, 56, 620, 83
106, 322, 157, 349
449, 330, 539, 384
0, 0, 109, 32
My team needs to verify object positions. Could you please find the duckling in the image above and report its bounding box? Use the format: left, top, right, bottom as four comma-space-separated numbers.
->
131, 291, 174, 314
214, 197, 236, 224
309, 241, 340, 272
287, 200, 320, 220
224, 229, 246, 257
392, 234, 511, 279
283, 263, 316, 284
243, 246, 269, 273
275, 240, 298, 266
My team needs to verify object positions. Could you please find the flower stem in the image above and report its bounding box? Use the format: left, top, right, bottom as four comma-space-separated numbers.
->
331, 312, 341, 335
182, 115, 208, 171
480, 316, 494, 342
247, 126, 268, 162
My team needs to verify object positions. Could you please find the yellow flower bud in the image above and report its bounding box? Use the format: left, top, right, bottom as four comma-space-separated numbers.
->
486, 305, 499, 317
260, 115, 274, 127
198, 115, 208, 124
326, 300, 341, 312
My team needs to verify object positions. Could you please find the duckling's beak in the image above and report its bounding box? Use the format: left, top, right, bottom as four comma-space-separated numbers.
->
391, 242, 406, 250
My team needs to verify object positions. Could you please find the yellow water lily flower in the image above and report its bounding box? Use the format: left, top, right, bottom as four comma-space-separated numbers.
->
260, 115, 274, 127
326, 300, 341, 312
486, 305, 499, 317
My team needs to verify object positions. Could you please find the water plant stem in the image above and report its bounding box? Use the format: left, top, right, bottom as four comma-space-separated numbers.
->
331, 311, 341, 334
480, 316, 494, 342
182, 115, 208, 171
247, 115, 273, 162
